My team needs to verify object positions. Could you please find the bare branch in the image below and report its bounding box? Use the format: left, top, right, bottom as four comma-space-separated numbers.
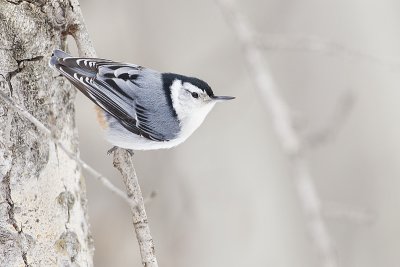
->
256, 33, 400, 72
113, 148, 158, 267
323, 203, 375, 225
216, 0, 339, 266
67, 0, 96, 58
292, 158, 338, 267
304, 91, 355, 148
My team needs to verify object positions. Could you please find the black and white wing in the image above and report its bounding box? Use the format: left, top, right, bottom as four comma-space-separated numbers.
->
49, 49, 167, 141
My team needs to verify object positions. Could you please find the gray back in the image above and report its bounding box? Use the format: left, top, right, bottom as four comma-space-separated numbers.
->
125, 69, 181, 140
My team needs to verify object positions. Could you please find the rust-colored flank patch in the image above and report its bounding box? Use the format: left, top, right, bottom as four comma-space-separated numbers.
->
95, 106, 108, 129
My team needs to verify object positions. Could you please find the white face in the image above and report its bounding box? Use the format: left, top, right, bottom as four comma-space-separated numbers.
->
170, 79, 216, 120
170, 79, 217, 138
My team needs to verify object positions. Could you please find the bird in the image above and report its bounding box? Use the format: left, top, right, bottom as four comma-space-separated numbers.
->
49, 49, 234, 151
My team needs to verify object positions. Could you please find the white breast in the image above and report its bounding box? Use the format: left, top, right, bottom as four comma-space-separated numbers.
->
103, 103, 215, 150
175, 102, 216, 141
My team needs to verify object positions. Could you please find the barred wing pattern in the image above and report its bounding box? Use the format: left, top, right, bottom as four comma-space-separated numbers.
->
50, 50, 169, 141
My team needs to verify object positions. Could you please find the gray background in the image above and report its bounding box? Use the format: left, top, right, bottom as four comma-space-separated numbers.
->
73, 0, 400, 266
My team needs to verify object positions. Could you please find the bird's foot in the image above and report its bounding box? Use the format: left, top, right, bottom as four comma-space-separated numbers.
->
107, 146, 118, 155
125, 149, 135, 156
107, 146, 135, 156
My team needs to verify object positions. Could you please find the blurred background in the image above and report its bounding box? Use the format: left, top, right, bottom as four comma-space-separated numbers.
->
73, 0, 400, 266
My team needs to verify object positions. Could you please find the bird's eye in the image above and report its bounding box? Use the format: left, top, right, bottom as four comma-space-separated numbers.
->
191, 92, 199, 99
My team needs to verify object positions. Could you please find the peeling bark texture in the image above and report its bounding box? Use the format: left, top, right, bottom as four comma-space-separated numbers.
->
113, 148, 158, 267
0, 1, 93, 266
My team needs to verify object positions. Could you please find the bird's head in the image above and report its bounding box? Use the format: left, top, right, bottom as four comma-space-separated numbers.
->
162, 73, 234, 123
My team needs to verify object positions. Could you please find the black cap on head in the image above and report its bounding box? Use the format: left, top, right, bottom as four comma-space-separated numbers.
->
162, 73, 235, 101
162, 73, 215, 97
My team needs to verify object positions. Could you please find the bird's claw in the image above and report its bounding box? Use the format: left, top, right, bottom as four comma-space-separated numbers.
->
126, 149, 135, 156
107, 146, 118, 155
107, 146, 135, 156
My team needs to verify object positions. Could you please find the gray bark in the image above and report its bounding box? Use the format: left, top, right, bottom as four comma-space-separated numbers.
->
0, 1, 93, 266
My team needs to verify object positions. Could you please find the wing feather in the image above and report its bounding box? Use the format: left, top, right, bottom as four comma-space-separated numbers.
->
50, 50, 167, 141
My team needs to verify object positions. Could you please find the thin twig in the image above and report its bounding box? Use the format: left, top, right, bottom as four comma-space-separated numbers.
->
113, 149, 158, 267
303, 91, 355, 148
216, 0, 339, 266
67, 0, 96, 58
66, 2, 159, 266
323, 202, 375, 225
0, 90, 133, 206
256, 33, 400, 72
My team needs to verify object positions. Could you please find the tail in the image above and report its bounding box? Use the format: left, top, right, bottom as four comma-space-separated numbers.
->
48, 49, 101, 96
49, 49, 71, 68
48, 49, 99, 100
49, 49, 102, 77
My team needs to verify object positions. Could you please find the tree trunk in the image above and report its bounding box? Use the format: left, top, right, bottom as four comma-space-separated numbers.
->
0, 1, 93, 266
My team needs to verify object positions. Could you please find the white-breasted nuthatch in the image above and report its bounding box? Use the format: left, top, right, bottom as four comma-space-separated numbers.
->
49, 49, 234, 150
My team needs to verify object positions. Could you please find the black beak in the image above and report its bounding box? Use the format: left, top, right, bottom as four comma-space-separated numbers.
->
211, 95, 235, 101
